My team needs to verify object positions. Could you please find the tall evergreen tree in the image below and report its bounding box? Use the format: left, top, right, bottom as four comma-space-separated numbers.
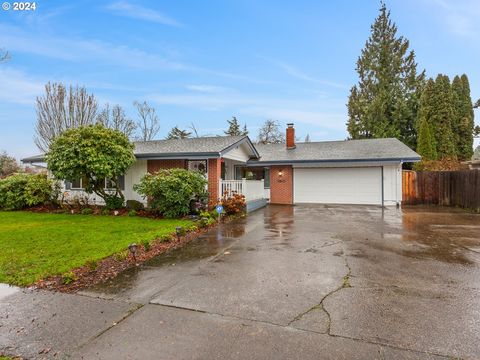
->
416, 117, 437, 160
432, 74, 456, 158
347, 3, 424, 149
224, 116, 248, 136
166, 126, 191, 140
452, 75, 474, 160
417, 78, 437, 158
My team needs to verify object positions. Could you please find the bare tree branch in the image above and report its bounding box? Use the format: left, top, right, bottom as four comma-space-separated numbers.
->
0, 48, 10, 62
97, 103, 136, 138
189, 123, 200, 137
257, 119, 285, 144
133, 100, 160, 141
35, 82, 98, 152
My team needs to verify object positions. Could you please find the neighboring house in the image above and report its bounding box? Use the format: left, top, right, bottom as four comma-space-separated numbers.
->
22, 124, 420, 209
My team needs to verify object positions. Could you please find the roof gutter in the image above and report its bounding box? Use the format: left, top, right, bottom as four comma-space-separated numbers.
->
135, 152, 221, 160
246, 157, 421, 166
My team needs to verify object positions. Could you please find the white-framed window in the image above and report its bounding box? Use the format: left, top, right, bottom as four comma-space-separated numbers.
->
66, 175, 125, 191
68, 176, 87, 190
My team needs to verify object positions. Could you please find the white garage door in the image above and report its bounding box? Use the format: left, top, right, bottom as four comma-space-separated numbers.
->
293, 167, 382, 205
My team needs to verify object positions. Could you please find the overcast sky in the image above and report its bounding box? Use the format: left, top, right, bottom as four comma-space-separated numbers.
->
0, 0, 479, 159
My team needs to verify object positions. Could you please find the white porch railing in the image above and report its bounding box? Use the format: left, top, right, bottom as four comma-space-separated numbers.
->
220, 179, 265, 201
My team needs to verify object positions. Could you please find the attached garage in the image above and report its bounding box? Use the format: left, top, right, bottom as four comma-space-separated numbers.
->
249, 125, 421, 206
293, 167, 383, 205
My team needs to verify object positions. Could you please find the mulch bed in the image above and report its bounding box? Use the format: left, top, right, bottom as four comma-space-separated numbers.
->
32, 218, 230, 293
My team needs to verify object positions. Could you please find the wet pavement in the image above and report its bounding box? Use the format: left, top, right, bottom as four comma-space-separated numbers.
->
1, 205, 480, 359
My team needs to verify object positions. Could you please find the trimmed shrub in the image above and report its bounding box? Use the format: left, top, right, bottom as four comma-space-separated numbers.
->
104, 194, 124, 210
128, 209, 137, 217
126, 199, 144, 211
81, 208, 93, 215
221, 192, 246, 215
0, 173, 58, 210
134, 168, 208, 218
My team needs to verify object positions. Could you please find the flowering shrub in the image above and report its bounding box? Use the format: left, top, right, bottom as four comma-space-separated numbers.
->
221, 192, 246, 215
134, 168, 208, 218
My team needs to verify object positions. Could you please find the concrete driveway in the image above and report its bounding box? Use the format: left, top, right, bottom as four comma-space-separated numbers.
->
2, 205, 480, 359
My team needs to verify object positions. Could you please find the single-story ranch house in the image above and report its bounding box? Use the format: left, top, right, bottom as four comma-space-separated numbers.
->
22, 124, 420, 209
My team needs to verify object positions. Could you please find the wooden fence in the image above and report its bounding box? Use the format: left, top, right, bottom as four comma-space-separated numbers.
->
402, 170, 480, 211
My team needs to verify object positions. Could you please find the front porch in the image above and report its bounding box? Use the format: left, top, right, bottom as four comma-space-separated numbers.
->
220, 159, 270, 212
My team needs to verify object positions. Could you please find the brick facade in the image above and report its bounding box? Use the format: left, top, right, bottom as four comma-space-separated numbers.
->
208, 158, 222, 204
269, 165, 293, 204
147, 159, 186, 173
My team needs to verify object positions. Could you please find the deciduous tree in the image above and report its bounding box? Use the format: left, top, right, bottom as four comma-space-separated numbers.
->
0, 151, 20, 177
97, 103, 136, 139
46, 124, 135, 207
134, 101, 160, 141
257, 120, 285, 144
35, 82, 98, 152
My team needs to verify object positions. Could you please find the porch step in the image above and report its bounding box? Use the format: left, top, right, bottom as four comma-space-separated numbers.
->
246, 199, 268, 213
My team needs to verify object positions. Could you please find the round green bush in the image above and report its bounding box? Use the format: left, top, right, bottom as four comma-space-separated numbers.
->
0, 173, 58, 210
134, 168, 208, 218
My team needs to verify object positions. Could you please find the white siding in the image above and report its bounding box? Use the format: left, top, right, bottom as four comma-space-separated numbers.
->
124, 159, 148, 204
222, 143, 251, 162
223, 159, 245, 180
382, 163, 402, 206
293, 167, 383, 205
55, 160, 148, 205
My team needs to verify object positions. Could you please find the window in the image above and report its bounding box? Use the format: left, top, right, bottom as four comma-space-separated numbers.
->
66, 176, 125, 191
263, 168, 270, 188
105, 176, 125, 190
187, 160, 207, 175
233, 166, 270, 188
70, 178, 82, 189
68, 176, 88, 190
234, 166, 243, 180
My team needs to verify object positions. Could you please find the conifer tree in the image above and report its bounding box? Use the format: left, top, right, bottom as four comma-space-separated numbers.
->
347, 3, 424, 149
224, 116, 248, 136
416, 117, 437, 160
432, 74, 456, 158
166, 126, 191, 139
452, 75, 474, 160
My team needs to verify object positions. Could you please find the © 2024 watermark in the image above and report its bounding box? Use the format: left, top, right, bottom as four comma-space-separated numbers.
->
2, 1, 36, 11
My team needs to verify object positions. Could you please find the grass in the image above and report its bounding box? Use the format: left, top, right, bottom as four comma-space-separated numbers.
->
0, 211, 192, 286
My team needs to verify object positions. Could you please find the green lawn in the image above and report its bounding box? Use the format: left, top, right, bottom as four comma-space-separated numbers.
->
0, 212, 192, 286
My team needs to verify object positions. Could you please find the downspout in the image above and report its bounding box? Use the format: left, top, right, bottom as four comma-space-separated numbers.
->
381, 166, 384, 208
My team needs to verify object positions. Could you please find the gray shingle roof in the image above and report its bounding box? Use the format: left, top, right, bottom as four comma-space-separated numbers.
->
134, 136, 254, 157
248, 138, 420, 164
22, 136, 252, 163
22, 137, 420, 164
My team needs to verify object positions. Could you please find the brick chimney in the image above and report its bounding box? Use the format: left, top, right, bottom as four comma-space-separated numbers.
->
286, 123, 295, 149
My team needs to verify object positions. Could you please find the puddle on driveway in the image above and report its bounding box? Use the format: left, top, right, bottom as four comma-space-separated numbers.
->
0, 283, 20, 300
399, 206, 480, 264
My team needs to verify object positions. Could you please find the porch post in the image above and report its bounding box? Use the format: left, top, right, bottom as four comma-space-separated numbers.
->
208, 158, 221, 205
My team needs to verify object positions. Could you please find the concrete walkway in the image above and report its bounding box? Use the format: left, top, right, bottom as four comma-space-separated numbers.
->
1, 205, 479, 359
